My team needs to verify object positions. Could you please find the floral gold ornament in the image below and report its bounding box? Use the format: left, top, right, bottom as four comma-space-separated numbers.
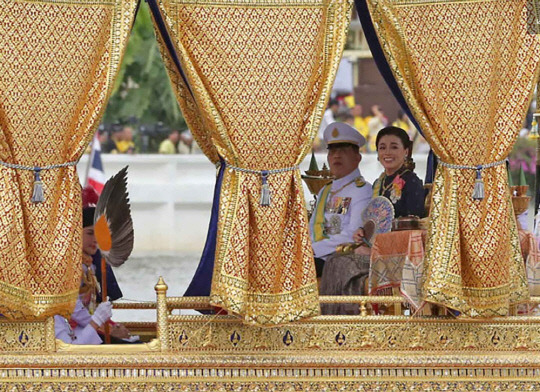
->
335, 331, 346, 346
179, 330, 188, 346
201, 326, 217, 349
230, 331, 241, 347
283, 330, 293, 346
253, 328, 269, 350
307, 327, 322, 349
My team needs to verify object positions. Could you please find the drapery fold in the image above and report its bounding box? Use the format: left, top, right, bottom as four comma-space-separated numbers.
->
0, 0, 138, 318
151, 0, 352, 325
359, 0, 540, 316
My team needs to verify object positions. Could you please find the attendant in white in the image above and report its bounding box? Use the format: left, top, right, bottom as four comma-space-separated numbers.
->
55, 204, 114, 344
54, 301, 112, 345
310, 122, 372, 276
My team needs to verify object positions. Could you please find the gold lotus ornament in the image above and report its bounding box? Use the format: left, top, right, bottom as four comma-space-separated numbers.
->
302, 151, 333, 218
302, 152, 333, 196
509, 167, 530, 229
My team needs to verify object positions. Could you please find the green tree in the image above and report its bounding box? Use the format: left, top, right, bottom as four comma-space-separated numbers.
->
103, 3, 185, 130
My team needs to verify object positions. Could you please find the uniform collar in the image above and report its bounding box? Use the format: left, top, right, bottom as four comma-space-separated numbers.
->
332, 168, 360, 190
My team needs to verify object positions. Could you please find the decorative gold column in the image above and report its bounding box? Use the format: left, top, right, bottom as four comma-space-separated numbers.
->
155, 277, 169, 352
45, 317, 56, 353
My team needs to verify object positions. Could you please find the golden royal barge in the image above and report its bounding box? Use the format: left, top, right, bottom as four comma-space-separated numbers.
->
2, 0, 540, 390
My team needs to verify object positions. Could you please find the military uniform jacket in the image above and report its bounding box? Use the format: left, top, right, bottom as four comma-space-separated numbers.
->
310, 168, 372, 259
54, 298, 102, 345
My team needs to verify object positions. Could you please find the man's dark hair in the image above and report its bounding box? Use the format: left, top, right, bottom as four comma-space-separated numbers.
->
327, 142, 359, 154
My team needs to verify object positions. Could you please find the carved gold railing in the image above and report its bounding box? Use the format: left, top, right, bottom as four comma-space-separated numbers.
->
3, 276, 540, 354
153, 276, 427, 351
150, 277, 540, 353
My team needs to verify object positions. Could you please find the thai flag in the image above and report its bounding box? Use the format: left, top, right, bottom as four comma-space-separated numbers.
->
86, 135, 106, 194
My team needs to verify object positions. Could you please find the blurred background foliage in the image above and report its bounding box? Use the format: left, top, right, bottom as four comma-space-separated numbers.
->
103, 3, 185, 131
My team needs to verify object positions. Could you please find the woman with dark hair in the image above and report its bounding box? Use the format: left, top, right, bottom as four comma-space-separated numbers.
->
370, 126, 425, 219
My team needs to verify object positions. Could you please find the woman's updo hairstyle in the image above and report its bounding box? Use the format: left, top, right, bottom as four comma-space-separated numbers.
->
375, 126, 411, 151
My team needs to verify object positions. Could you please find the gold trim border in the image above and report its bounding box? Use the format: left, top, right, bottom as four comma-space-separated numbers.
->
1, 366, 540, 380
1, 381, 540, 391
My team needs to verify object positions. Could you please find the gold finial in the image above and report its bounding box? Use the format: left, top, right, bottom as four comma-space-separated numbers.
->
155, 276, 168, 293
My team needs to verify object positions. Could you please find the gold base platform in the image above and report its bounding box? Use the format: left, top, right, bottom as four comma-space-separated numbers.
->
3, 316, 540, 391
2, 279, 540, 391
2, 353, 540, 391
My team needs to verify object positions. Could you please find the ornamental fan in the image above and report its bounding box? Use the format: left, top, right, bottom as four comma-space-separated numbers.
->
94, 166, 134, 267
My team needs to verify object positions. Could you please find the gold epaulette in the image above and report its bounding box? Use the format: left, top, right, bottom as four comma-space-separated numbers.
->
355, 177, 366, 187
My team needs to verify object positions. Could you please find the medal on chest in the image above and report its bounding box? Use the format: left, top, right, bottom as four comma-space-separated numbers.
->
327, 215, 342, 235
325, 196, 351, 215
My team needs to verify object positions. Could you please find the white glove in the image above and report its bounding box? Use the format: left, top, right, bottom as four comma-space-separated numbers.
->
91, 301, 112, 327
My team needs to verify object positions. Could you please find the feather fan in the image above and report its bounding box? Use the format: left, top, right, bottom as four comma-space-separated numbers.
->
93, 166, 134, 267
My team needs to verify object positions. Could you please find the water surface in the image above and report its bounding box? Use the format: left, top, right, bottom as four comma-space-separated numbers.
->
113, 252, 199, 321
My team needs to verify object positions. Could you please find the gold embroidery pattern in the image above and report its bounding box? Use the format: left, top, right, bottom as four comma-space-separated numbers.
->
366, 0, 540, 316
153, 21, 219, 163
0, 0, 137, 319
155, 0, 352, 325
0, 320, 48, 352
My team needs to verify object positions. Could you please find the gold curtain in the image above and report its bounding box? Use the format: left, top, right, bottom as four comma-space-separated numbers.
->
153, 0, 351, 325
0, 0, 137, 319
366, 0, 540, 316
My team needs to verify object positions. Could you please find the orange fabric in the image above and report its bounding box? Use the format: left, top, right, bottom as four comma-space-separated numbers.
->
371, 230, 425, 260
371, 229, 539, 307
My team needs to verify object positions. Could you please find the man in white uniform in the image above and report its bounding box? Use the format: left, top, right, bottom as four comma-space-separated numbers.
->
310, 122, 372, 276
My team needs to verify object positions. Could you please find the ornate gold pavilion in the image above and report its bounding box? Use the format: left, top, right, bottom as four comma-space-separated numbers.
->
2, 0, 540, 390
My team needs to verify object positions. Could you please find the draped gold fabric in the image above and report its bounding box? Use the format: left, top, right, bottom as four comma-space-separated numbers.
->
154, 0, 351, 325
366, 0, 540, 316
0, 0, 137, 319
